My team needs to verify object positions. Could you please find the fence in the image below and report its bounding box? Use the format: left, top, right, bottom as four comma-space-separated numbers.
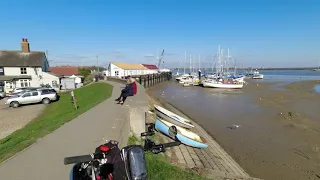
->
138, 72, 172, 88
106, 72, 172, 87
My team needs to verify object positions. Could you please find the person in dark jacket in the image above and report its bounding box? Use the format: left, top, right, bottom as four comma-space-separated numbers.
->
115, 79, 134, 105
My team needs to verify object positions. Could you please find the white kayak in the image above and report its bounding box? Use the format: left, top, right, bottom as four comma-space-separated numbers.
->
154, 105, 194, 129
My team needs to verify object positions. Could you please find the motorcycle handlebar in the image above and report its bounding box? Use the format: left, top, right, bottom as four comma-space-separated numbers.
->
64, 153, 104, 165
64, 140, 181, 165
162, 141, 181, 148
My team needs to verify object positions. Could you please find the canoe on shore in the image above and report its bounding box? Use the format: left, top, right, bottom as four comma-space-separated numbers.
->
155, 119, 208, 149
154, 105, 194, 129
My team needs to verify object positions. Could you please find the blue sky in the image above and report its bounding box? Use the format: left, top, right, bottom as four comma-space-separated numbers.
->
0, 0, 319, 68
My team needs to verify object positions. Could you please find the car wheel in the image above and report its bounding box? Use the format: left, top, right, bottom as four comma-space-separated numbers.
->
10, 101, 19, 108
42, 98, 50, 104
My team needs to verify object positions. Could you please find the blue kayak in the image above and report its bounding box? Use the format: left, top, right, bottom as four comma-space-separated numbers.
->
155, 119, 208, 149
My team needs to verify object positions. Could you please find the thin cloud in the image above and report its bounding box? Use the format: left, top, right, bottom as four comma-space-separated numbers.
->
53, 54, 90, 59
111, 50, 122, 54
144, 54, 155, 58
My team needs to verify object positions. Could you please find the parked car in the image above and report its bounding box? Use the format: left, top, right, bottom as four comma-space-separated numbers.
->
10, 87, 30, 94
8, 87, 47, 97
0, 90, 5, 99
5, 88, 59, 108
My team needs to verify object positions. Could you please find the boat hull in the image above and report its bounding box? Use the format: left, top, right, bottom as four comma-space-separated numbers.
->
252, 74, 264, 79
154, 105, 194, 129
203, 82, 243, 89
155, 119, 208, 149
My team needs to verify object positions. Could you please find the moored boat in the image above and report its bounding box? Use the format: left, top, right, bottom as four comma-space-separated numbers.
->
154, 105, 194, 129
155, 119, 208, 149
202, 78, 244, 89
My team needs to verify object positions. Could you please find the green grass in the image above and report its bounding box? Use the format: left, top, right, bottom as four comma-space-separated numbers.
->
0, 82, 113, 163
128, 136, 208, 180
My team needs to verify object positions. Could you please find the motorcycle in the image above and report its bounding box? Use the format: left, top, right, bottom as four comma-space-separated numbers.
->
64, 123, 180, 180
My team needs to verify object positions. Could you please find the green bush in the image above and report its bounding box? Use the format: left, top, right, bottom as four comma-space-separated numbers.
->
84, 74, 95, 85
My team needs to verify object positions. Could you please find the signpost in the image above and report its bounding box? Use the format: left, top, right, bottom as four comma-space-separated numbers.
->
71, 91, 78, 110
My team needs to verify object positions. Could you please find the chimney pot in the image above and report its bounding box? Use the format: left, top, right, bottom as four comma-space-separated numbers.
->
21, 38, 30, 53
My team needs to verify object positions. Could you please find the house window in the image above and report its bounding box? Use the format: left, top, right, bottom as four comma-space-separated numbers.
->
20, 68, 27, 74
115, 71, 119, 76
52, 80, 58, 88
6, 82, 13, 89
20, 79, 30, 87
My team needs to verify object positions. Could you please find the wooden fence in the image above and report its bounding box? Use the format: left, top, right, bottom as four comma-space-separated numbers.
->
106, 72, 172, 88
137, 72, 172, 88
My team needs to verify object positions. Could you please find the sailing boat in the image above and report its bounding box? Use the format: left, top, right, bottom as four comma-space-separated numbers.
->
179, 53, 200, 85
202, 46, 244, 89
252, 69, 264, 79
175, 52, 191, 82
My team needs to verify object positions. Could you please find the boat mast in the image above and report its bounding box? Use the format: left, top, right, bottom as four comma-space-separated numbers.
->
211, 55, 214, 72
198, 54, 201, 71
216, 45, 221, 75
221, 48, 224, 75
227, 49, 230, 75
189, 54, 192, 74
184, 52, 186, 74
193, 54, 195, 74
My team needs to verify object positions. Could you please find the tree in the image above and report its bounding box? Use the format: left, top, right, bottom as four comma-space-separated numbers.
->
78, 68, 91, 78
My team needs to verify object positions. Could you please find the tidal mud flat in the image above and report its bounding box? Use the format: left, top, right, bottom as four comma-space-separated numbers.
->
147, 80, 320, 180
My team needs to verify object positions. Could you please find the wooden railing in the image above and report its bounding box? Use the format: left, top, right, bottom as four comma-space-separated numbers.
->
107, 72, 172, 88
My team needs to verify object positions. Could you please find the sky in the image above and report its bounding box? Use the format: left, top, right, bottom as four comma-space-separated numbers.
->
0, 0, 319, 68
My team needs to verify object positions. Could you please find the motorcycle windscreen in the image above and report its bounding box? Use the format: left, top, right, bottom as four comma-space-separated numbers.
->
125, 145, 148, 180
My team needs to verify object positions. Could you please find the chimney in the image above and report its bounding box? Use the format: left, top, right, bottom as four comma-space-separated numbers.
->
21, 38, 30, 53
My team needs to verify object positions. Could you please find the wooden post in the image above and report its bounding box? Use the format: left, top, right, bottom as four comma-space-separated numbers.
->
147, 75, 150, 88
139, 76, 142, 85
151, 74, 154, 86
71, 91, 78, 110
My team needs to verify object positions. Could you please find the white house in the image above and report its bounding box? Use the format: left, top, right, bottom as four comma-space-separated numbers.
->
141, 64, 159, 74
0, 38, 60, 93
108, 62, 148, 77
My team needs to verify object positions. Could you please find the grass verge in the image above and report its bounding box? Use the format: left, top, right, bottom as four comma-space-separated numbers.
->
128, 136, 208, 180
0, 82, 113, 163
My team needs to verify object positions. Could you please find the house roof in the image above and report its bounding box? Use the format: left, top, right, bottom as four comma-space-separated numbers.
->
0, 50, 44, 67
111, 62, 147, 70
0, 75, 32, 81
142, 64, 158, 70
49, 66, 80, 76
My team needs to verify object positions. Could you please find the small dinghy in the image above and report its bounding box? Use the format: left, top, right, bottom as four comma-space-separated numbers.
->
154, 105, 194, 129
155, 119, 208, 149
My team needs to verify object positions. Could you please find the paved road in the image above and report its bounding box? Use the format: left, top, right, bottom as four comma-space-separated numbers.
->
0, 81, 130, 180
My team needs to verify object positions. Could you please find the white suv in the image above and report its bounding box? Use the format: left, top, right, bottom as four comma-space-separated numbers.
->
6, 88, 59, 108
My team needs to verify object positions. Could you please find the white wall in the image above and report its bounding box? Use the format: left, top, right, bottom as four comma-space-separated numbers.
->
4, 67, 43, 87
42, 72, 60, 90
69, 75, 82, 83
146, 69, 158, 74
3, 67, 60, 93
109, 64, 124, 77
108, 63, 157, 77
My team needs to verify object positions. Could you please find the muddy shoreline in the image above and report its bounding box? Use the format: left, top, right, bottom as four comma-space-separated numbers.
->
146, 80, 320, 180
